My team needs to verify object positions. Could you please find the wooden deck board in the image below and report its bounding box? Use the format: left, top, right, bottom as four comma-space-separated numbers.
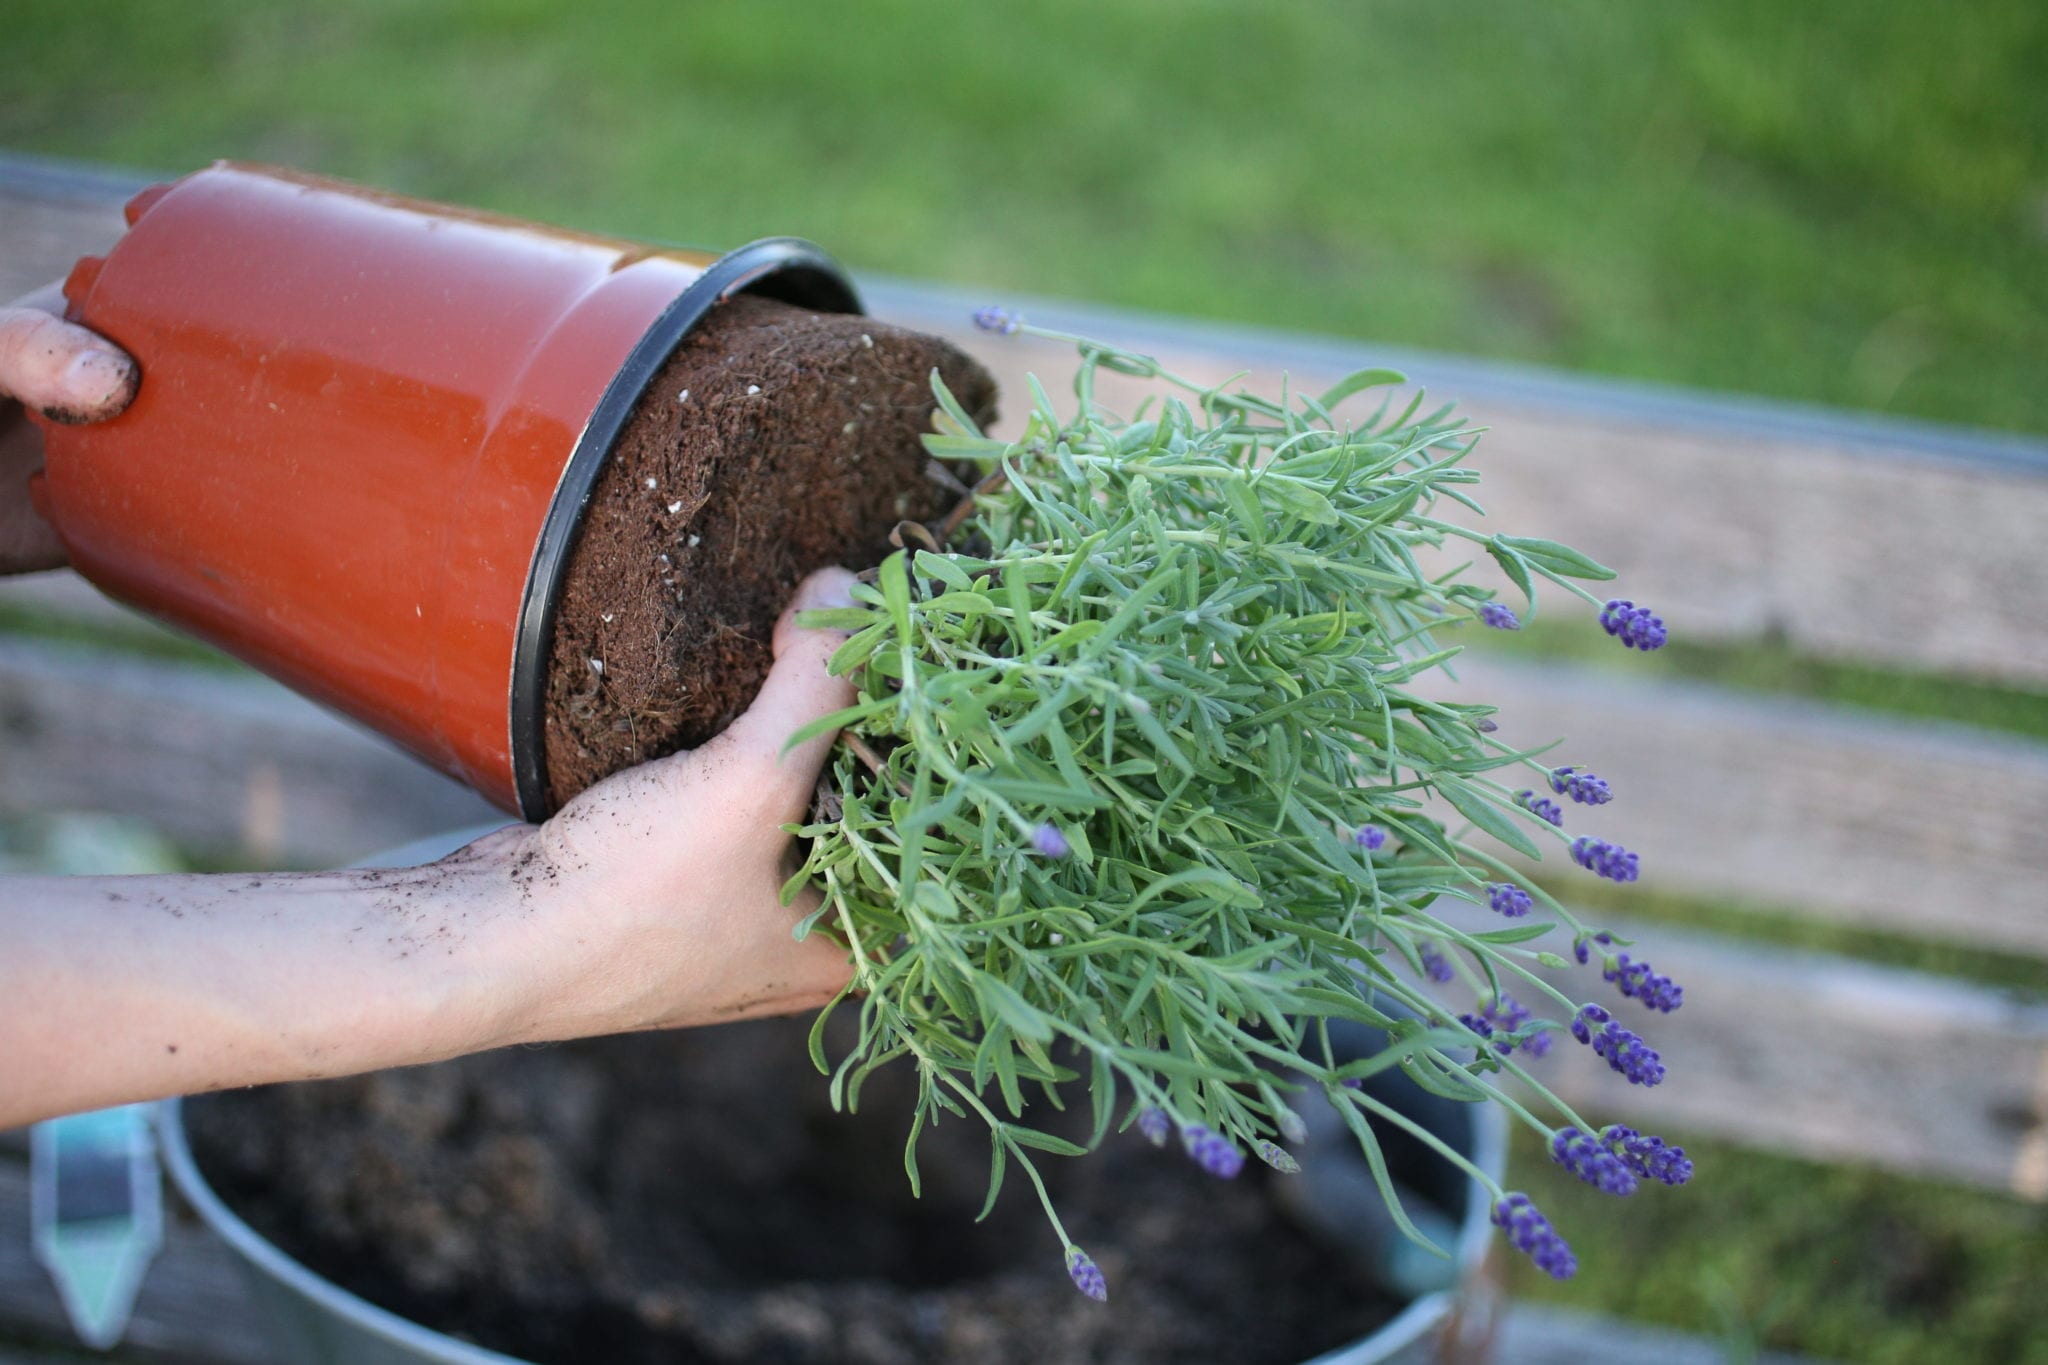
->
0, 1156, 271, 1365
0, 633, 503, 868
1490, 915, 2048, 1197
6, 602, 2044, 958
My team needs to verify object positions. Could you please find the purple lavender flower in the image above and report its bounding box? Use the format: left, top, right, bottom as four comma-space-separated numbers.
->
1600, 598, 1668, 651
1477, 994, 1550, 1057
973, 305, 1021, 335
1577, 935, 1684, 1012
1570, 836, 1639, 883
1492, 1193, 1578, 1279
1551, 1126, 1638, 1196
1479, 602, 1521, 630
1032, 823, 1071, 859
1257, 1141, 1301, 1174
1487, 882, 1533, 918
1604, 1125, 1695, 1186
1458, 1012, 1495, 1043
1571, 1004, 1665, 1086
1606, 953, 1685, 1013
1135, 1107, 1170, 1147
1515, 789, 1565, 826
1354, 823, 1387, 851
1180, 1124, 1245, 1179
1066, 1246, 1108, 1301
1419, 942, 1455, 984
1548, 765, 1613, 806
1476, 717, 1499, 733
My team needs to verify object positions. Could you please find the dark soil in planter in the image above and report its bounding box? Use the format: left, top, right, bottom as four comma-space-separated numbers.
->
541, 293, 998, 808
186, 1018, 1408, 1364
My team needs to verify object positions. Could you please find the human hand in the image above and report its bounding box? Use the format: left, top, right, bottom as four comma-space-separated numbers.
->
0, 282, 139, 574
481, 566, 863, 1043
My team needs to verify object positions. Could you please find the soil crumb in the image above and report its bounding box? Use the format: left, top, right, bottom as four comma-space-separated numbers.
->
541, 294, 996, 809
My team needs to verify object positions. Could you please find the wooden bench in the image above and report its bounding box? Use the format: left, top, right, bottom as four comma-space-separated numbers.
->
2, 151, 2038, 1363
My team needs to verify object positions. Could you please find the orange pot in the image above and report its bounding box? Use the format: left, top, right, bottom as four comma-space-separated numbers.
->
30, 162, 860, 820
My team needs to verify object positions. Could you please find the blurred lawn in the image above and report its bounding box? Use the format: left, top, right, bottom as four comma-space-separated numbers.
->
1506, 1127, 2048, 1364
2, 0, 2044, 433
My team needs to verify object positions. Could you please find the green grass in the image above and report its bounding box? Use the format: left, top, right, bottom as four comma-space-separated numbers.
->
1506, 1127, 2048, 1365
1547, 877, 2048, 999
0, 599, 239, 670
2, 1, 2044, 433
1482, 621, 2048, 743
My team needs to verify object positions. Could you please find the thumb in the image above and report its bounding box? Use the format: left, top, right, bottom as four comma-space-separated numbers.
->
708, 567, 861, 824
0, 308, 137, 423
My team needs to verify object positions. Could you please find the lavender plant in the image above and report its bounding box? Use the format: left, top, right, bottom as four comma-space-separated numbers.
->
784, 310, 1690, 1297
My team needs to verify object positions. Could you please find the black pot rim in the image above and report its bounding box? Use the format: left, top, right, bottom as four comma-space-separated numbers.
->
507, 238, 863, 821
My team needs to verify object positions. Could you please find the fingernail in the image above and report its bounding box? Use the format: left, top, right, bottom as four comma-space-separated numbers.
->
792, 567, 857, 614
63, 347, 138, 411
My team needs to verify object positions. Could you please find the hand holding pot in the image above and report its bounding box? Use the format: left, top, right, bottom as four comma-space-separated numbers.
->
492, 566, 863, 1039
0, 569, 860, 1127
0, 282, 138, 574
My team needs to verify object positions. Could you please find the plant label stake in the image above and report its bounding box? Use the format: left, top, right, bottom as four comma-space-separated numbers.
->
30, 1104, 163, 1349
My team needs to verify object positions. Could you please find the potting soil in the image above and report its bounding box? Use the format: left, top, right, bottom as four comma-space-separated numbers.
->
540, 294, 996, 809
187, 1018, 1405, 1364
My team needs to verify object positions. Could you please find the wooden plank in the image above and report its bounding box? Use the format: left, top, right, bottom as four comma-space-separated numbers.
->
1458, 656, 2048, 960
896, 308, 2048, 688
1496, 915, 2048, 1197
8, 600, 2045, 960
0, 168, 124, 304
0, 636, 505, 869
0, 1157, 271, 1365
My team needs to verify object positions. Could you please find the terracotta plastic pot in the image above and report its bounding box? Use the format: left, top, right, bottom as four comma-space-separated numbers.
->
29, 162, 859, 819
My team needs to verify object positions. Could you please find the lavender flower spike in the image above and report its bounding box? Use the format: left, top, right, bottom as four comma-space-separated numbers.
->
1257, 1141, 1301, 1174
1604, 1125, 1695, 1186
1479, 601, 1520, 630
1354, 823, 1387, 851
973, 305, 1022, 335
1180, 1124, 1245, 1179
1419, 942, 1455, 984
1572, 1004, 1665, 1086
1600, 598, 1668, 651
1492, 1193, 1578, 1279
1487, 882, 1533, 918
1135, 1106, 1171, 1147
1548, 765, 1613, 806
1606, 952, 1685, 1013
1515, 789, 1565, 827
1570, 836, 1639, 883
1551, 1126, 1638, 1196
1066, 1246, 1108, 1301
1032, 823, 1072, 859
1480, 994, 1550, 1057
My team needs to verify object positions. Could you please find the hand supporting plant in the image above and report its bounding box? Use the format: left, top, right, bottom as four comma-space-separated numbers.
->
787, 310, 1688, 1296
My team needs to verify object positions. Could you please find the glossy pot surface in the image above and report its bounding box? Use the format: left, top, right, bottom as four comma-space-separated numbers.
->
33, 163, 856, 816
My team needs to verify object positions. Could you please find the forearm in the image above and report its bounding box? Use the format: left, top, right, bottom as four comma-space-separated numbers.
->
1, 837, 539, 1126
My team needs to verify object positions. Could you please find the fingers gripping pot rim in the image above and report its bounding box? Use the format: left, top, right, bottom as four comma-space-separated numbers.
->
29, 162, 861, 819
